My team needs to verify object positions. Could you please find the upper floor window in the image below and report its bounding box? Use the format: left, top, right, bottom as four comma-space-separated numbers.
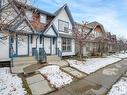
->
58, 20, 69, 32
26, 11, 33, 21
40, 14, 46, 24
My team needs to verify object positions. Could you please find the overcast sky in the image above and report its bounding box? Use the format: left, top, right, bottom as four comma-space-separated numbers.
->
34, 0, 127, 39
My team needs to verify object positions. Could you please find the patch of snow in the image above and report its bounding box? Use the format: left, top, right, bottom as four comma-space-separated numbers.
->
107, 77, 127, 95
38, 65, 73, 88
0, 67, 26, 95
67, 57, 121, 74
111, 53, 127, 58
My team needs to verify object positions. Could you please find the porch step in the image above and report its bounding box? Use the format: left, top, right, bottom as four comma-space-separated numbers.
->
13, 56, 37, 67
47, 55, 61, 62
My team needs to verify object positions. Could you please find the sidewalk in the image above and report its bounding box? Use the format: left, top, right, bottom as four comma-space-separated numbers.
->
47, 59, 127, 95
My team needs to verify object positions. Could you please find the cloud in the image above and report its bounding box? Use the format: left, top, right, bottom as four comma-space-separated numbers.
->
37, 0, 127, 39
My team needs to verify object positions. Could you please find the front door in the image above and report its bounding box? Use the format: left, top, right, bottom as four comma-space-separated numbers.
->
44, 37, 51, 54
17, 35, 28, 56
51, 38, 56, 55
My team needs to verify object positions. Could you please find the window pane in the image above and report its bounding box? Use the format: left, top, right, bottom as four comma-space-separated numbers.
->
59, 20, 69, 31
62, 38, 66, 45
62, 38, 71, 51
67, 46, 71, 51
40, 14, 46, 23
62, 46, 66, 51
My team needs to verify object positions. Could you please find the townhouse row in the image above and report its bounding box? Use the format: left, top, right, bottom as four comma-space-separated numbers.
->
0, 0, 117, 61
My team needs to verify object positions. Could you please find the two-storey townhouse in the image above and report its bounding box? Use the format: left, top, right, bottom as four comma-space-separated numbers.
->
22, 3, 75, 57
75, 21, 107, 56
0, 0, 35, 61
0, 0, 75, 63
106, 32, 117, 53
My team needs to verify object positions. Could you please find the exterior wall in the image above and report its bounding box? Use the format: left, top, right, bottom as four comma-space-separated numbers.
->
29, 35, 43, 56
83, 43, 93, 56
53, 9, 72, 34
1, 5, 18, 24
0, 36, 9, 59
57, 37, 75, 56
52, 8, 75, 56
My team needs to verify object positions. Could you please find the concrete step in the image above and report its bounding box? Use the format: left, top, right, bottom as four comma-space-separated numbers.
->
13, 56, 36, 62
47, 55, 61, 62
13, 60, 37, 67
13, 56, 37, 67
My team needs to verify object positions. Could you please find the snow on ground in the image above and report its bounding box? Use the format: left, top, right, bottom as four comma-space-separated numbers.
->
39, 65, 73, 88
67, 57, 121, 74
111, 53, 127, 59
0, 67, 26, 95
107, 77, 127, 95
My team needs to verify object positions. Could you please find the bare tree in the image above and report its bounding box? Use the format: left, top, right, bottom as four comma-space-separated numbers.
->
116, 37, 127, 53
73, 22, 93, 61
94, 35, 109, 56
0, 0, 35, 68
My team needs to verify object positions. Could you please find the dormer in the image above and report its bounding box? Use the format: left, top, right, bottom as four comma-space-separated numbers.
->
53, 4, 74, 34
40, 14, 46, 24
24, 6, 54, 32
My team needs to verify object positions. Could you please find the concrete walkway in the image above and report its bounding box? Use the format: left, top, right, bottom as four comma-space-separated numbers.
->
26, 74, 55, 95
47, 59, 127, 95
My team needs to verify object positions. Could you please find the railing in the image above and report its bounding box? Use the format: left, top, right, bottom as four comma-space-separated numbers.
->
38, 48, 47, 63
34, 49, 39, 61
57, 48, 62, 59
34, 48, 47, 63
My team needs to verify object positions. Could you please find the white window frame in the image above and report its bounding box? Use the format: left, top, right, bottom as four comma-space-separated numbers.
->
58, 20, 69, 32
62, 38, 71, 52
40, 14, 46, 24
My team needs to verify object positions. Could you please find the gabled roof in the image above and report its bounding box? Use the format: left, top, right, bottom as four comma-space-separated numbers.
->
87, 21, 102, 28
2, 0, 35, 34
87, 21, 106, 34
54, 4, 75, 26
15, 1, 55, 17
14, 2, 75, 34
43, 24, 58, 37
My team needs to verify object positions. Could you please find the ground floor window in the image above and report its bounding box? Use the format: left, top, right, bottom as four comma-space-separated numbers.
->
62, 38, 71, 52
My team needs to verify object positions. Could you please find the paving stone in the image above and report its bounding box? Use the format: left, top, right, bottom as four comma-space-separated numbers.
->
26, 74, 45, 85
62, 67, 75, 72
11, 64, 31, 73
69, 70, 86, 78
62, 67, 86, 79
11, 67, 24, 73
48, 60, 68, 67
29, 80, 54, 95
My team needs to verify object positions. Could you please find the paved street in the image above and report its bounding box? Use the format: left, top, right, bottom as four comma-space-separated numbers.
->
47, 58, 127, 95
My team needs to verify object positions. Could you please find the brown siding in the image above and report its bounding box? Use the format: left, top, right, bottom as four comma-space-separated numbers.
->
30, 12, 54, 32
31, 13, 46, 31
95, 26, 102, 32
